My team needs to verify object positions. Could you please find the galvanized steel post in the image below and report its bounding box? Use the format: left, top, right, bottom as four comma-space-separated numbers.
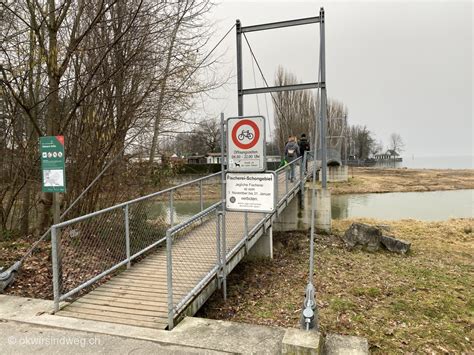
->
124, 205, 131, 269
169, 190, 174, 227
236, 20, 243, 116
51, 226, 60, 312
216, 210, 222, 289
219, 113, 227, 300
319, 7, 328, 189
166, 229, 174, 330
199, 180, 204, 212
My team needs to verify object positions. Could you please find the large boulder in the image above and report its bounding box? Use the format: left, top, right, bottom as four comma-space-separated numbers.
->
380, 235, 411, 254
342, 223, 412, 255
342, 223, 382, 251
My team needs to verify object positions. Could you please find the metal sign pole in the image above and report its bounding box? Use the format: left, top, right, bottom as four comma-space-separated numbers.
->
320, 8, 328, 189
236, 20, 244, 116
220, 113, 227, 300
233, 12, 327, 331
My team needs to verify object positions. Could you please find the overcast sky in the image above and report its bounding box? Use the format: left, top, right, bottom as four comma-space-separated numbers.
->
197, 0, 472, 157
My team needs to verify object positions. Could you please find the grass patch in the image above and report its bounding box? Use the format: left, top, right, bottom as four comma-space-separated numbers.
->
330, 297, 356, 312
198, 218, 474, 353
352, 286, 382, 298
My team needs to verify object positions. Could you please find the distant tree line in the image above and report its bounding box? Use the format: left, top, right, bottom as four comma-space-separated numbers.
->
0, 0, 222, 236
272, 67, 404, 161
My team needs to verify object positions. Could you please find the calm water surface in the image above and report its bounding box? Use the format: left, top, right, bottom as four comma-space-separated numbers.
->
161, 190, 472, 223
332, 189, 473, 221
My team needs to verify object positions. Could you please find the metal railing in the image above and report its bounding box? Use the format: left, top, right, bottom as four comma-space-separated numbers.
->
51, 172, 221, 311
51, 155, 315, 328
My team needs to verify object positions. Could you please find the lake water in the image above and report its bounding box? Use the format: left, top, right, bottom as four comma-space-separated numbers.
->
376, 155, 473, 169
332, 189, 473, 221
160, 189, 472, 224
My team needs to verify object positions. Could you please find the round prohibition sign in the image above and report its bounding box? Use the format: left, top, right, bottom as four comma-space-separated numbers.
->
231, 119, 260, 149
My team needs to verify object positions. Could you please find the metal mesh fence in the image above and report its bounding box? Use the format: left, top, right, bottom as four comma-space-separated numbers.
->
51, 172, 222, 308
128, 195, 169, 256
275, 158, 302, 203
56, 206, 126, 300
51, 158, 314, 323
169, 206, 220, 313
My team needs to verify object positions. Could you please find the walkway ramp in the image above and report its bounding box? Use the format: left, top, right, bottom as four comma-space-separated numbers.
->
57, 212, 262, 329
51, 155, 312, 329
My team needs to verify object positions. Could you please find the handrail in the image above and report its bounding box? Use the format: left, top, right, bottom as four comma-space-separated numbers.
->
53, 171, 221, 228
54, 158, 307, 229
274, 156, 302, 173
168, 201, 222, 235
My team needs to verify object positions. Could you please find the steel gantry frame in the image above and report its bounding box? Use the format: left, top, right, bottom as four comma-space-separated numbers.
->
235, 8, 329, 188
235, 8, 330, 331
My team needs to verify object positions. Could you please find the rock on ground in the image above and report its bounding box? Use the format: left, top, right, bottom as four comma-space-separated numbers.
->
342, 223, 382, 252
380, 235, 411, 254
342, 223, 411, 254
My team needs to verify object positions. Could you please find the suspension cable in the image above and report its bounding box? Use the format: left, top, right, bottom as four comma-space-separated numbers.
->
247, 36, 276, 155
242, 33, 290, 153
250, 50, 261, 115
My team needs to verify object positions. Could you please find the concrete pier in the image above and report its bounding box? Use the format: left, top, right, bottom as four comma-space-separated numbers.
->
312, 186, 332, 233
273, 196, 306, 232
319, 165, 348, 182
273, 186, 332, 233
248, 226, 273, 259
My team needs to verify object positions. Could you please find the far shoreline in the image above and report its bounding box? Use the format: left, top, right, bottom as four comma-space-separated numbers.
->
174, 166, 474, 200
327, 167, 474, 195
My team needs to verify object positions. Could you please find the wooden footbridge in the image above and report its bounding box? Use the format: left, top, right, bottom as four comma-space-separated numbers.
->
51, 157, 313, 330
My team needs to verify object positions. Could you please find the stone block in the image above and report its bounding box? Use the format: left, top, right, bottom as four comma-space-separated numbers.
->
342, 223, 382, 251
282, 328, 323, 354
381, 235, 411, 254
323, 334, 369, 355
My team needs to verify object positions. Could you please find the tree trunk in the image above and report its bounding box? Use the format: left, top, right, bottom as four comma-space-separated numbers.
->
20, 182, 31, 236
149, 22, 179, 164
36, 0, 61, 233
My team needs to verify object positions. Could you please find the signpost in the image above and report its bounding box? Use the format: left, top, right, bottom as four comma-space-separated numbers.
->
225, 115, 274, 214
227, 116, 266, 172
40, 136, 66, 193
226, 172, 276, 213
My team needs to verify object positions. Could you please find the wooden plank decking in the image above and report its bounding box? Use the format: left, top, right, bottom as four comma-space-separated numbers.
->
57, 168, 302, 329
57, 211, 264, 329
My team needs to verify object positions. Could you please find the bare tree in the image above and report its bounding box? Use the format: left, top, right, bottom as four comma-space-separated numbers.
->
347, 125, 375, 160
388, 133, 404, 154
273, 67, 348, 154
0, 0, 220, 236
273, 66, 317, 149
370, 139, 384, 157
170, 117, 220, 156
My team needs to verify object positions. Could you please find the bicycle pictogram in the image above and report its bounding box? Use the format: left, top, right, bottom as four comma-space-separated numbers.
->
238, 129, 254, 141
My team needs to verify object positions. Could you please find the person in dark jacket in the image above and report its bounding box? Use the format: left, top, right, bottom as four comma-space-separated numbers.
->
298, 133, 310, 172
284, 136, 300, 182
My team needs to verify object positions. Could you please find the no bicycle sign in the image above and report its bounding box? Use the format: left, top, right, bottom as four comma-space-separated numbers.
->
227, 116, 266, 172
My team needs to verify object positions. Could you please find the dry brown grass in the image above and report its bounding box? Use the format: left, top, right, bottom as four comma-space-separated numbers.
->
331, 168, 474, 195
198, 218, 474, 353
171, 168, 474, 200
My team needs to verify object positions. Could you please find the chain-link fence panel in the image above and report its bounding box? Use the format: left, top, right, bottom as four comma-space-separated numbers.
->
54, 206, 126, 302
168, 205, 221, 315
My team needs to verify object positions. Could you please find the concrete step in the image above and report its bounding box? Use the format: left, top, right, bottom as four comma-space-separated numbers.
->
322, 333, 369, 355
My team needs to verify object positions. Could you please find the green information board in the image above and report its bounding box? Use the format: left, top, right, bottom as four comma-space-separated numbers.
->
40, 136, 66, 193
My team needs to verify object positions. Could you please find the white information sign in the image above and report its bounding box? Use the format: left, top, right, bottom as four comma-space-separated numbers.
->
225, 172, 276, 213
227, 116, 266, 172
